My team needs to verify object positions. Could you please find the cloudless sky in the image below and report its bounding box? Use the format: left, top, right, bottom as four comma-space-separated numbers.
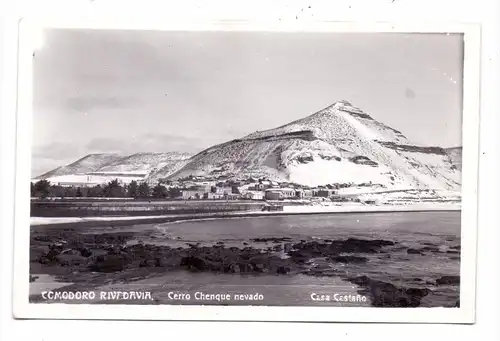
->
32, 29, 464, 176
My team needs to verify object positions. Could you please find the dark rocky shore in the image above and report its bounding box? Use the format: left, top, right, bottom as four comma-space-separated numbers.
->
30, 225, 461, 307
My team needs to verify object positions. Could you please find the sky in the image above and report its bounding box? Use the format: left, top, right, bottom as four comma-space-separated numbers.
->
32, 29, 464, 177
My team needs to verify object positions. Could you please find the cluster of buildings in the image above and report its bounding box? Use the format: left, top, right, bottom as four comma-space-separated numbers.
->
247, 187, 337, 201
35, 173, 343, 202
173, 177, 338, 201
179, 185, 239, 200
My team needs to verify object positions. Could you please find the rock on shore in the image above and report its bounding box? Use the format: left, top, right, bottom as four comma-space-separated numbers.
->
348, 275, 431, 307
436, 275, 460, 286
288, 238, 394, 263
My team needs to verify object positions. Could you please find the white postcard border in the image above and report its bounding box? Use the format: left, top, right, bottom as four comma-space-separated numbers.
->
12, 17, 481, 323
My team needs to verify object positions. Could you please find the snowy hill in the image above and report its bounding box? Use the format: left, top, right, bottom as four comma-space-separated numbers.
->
34, 101, 462, 194
35, 152, 192, 186
168, 101, 461, 191
35, 153, 123, 180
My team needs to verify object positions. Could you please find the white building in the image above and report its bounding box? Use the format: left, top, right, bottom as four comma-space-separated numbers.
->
244, 191, 265, 200
296, 189, 314, 198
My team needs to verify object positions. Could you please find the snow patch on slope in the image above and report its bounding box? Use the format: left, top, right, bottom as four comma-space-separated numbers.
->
287, 157, 395, 187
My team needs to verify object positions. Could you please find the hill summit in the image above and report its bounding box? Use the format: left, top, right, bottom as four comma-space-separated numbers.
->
167, 101, 461, 190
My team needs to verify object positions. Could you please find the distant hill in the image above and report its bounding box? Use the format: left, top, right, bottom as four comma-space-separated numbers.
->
35, 152, 192, 185
35, 153, 123, 180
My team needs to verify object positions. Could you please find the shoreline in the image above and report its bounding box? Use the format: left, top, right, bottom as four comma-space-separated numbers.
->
30, 202, 461, 228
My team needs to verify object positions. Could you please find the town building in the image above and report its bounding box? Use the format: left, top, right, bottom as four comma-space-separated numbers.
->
264, 188, 296, 200
214, 186, 233, 195
196, 181, 216, 188
225, 193, 240, 200
204, 193, 225, 200
313, 189, 337, 197
243, 191, 265, 200
265, 191, 281, 200
181, 190, 206, 200
295, 189, 314, 198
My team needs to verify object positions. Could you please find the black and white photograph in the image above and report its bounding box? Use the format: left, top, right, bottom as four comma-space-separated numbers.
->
13, 21, 481, 323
